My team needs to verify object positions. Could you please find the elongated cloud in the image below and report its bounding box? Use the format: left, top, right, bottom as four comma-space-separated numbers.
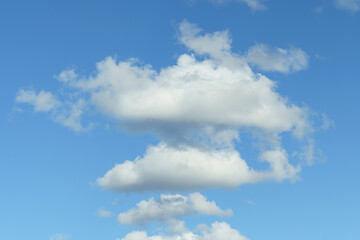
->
97, 209, 112, 218
118, 193, 232, 226
334, 0, 360, 12
97, 143, 300, 192
67, 53, 306, 135
49, 234, 70, 240
209, 0, 266, 11
118, 222, 249, 240
246, 43, 309, 73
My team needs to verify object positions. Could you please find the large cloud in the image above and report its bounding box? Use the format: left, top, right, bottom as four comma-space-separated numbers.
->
97, 142, 300, 192
16, 20, 313, 192
17, 20, 309, 137
118, 193, 232, 226
49, 20, 308, 138
118, 222, 249, 240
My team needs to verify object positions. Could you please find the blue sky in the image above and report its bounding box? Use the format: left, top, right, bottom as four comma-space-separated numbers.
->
1, 0, 360, 240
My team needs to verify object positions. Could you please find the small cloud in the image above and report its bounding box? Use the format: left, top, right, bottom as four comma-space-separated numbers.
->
314, 5, 325, 13
15, 88, 94, 132
56, 69, 77, 83
96, 209, 112, 218
184, 0, 198, 6
209, 0, 267, 11
111, 199, 121, 206
321, 114, 335, 130
49, 233, 70, 240
246, 43, 309, 73
315, 54, 326, 60
246, 200, 256, 205
118, 193, 232, 226
16, 89, 60, 112
292, 139, 326, 166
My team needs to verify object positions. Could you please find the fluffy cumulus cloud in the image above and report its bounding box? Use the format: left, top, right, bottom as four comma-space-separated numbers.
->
49, 20, 308, 137
118, 222, 249, 240
334, 0, 360, 12
97, 143, 300, 192
118, 193, 232, 226
209, 0, 266, 11
16, 20, 314, 192
246, 43, 309, 73
16, 20, 310, 136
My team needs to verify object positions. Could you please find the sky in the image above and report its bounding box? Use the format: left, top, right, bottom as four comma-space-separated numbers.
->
1, 0, 360, 240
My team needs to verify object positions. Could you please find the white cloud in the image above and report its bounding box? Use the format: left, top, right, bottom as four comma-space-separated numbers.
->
118, 222, 249, 240
118, 193, 232, 226
18, 20, 316, 192
292, 139, 326, 166
53, 99, 93, 132
97, 209, 112, 218
97, 143, 300, 192
209, 0, 266, 11
246, 200, 255, 205
178, 20, 232, 57
53, 22, 308, 138
246, 43, 309, 73
49, 233, 70, 240
18, 21, 310, 138
56, 69, 78, 82
16, 89, 92, 132
314, 6, 325, 14
334, 0, 360, 12
320, 114, 335, 130
16, 89, 59, 112
80, 54, 305, 135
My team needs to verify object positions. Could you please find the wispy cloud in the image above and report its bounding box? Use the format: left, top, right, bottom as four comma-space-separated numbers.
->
96, 209, 112, 218
334, 0, 360, 12
16, 89, 59, 112
49, 234, 70, 240
314, 5, 325, 14
246, 43, 309, 73
15, 90, 93, 132
209, 0, 266, 11
246, 199, 256, 205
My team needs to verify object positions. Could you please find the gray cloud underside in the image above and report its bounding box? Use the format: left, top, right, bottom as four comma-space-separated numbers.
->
97, 143, 300, 192
118, 221, 249, 240
118, 193, 232, 226
16, 20, 315, 192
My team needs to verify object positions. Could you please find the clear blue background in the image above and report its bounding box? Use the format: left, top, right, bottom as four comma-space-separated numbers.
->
1, 0, 359, 239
